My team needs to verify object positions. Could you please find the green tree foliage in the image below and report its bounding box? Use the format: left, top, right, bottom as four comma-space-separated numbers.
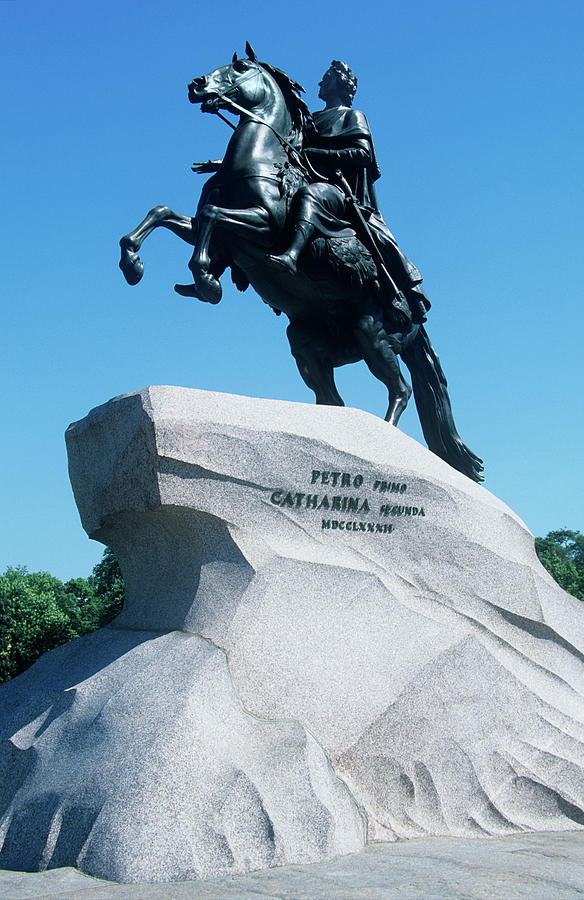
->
0, 550, 124, 684
535, 530, 584, 601
90, 547, 125, 626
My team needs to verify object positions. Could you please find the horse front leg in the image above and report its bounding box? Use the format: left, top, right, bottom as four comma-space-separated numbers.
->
119, 206, 195, 285
178, 204, 272, 303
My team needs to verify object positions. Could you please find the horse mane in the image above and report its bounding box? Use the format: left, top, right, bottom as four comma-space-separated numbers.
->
258, 60, 313, 143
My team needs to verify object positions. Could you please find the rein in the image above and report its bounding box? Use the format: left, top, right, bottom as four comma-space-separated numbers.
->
206, 65, 264, 108
206, 63, 317, 181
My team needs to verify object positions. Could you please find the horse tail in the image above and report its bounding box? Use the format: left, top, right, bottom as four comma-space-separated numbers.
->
401, 326, 484, 482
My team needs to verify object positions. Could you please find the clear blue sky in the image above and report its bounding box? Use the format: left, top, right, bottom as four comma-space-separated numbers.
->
1, 0, 582, 580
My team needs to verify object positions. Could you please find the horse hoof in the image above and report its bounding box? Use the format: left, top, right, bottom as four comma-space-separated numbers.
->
195, 274, 222, 304
174, 283, 202, 299
119, 251, 144, 285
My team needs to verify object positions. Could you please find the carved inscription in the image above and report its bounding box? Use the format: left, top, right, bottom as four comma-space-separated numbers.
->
269, 470, 427, 536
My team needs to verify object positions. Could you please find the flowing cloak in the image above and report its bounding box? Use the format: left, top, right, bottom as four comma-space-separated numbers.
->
299, 107, 431, 323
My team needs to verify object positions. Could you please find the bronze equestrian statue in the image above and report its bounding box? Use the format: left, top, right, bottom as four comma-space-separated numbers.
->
119, 45, 483, 482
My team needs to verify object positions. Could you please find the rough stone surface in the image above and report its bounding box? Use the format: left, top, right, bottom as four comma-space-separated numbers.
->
1, 386, 584, 884
0, 629, 364, 883
3, 832, 584, 898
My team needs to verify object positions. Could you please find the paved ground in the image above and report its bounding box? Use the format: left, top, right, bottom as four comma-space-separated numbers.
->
2, 832, 584, 899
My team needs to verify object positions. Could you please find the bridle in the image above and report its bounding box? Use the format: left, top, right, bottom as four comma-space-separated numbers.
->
200, 62, 265, 114
198, 61, 317, 180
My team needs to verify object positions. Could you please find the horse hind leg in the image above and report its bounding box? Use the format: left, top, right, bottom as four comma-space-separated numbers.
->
287, 322, 345, 407
354, 315, 412, 426
119, 206, 195, 285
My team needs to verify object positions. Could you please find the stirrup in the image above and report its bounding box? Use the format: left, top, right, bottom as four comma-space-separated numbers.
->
268, 253, 297, 274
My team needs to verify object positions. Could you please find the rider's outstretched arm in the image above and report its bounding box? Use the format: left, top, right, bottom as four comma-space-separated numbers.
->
191, 159, 223, 174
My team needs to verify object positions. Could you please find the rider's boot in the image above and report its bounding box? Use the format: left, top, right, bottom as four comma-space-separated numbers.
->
268, 221, 314, 274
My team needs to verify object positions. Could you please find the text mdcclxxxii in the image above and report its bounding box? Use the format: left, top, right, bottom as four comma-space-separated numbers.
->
268, 468, 427, 535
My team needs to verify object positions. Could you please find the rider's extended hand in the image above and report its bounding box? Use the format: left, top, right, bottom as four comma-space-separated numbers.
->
191, 160, 222, 174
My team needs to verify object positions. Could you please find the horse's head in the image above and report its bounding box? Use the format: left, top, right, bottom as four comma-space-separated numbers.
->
188, 46, 268, 114
188, 44, 310, 144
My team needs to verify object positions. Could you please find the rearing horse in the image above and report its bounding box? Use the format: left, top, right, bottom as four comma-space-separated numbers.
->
119, 48, 483, 482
